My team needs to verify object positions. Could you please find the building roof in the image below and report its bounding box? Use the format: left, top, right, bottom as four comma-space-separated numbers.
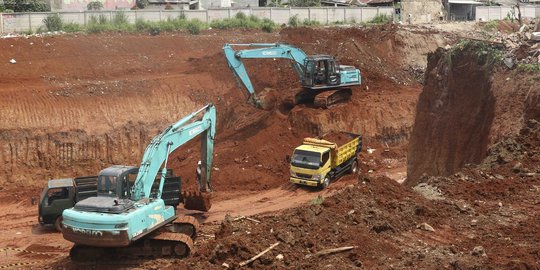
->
367, 0, 393, 4
357, 0, 393, 4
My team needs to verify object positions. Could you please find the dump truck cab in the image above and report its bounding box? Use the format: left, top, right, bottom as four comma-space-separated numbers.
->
39, 179, 76, 230
290, 132, 362, 189
290, 145, 332, 187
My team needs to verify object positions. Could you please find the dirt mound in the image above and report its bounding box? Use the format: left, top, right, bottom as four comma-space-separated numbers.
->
175, 152, 539, 270
169, 117, 540, 269
181, 177, 446, 269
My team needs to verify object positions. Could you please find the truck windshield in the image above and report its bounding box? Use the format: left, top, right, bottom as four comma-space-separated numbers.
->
98, 175, 117, 196
291, 150, 321, 169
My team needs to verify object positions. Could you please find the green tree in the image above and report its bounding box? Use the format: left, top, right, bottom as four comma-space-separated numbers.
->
3, 0, 50, 12
87, 1, 104, 10
266, 0, 285, 6
136, 0, 149, 9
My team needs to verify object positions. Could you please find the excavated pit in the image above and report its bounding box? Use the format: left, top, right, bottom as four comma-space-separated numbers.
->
406, 42, 540, 186
0, 27, 452, 190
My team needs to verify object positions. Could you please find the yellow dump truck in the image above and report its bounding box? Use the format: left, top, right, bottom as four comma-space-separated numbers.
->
290, 132, 362, 188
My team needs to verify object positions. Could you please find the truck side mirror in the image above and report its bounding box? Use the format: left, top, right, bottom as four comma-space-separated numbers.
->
285, 155, 291, 163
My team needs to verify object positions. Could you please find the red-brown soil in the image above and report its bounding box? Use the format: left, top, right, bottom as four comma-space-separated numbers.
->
406, 42, 540, 186
0, 26, 451, 193
5, 25, 515, 270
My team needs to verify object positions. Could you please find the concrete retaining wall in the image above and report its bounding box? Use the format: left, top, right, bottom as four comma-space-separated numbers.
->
475, 6, 540, 21
0, 7, 394, 33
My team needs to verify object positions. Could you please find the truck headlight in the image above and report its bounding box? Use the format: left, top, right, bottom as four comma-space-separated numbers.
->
312, 174, 322, 181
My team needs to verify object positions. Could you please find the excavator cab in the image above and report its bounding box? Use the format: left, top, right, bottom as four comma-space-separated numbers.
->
302, 56, 341, 89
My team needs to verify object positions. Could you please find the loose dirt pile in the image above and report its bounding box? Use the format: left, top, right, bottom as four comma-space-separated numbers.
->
142, 120, 538, 269
146, 84, 539, 270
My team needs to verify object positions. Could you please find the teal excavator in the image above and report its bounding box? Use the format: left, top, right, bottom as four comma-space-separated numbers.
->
61, 104, 216, 260
223, 43, 362, 108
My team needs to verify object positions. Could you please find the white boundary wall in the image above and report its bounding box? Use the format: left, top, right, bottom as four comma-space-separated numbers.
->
475, 5, 540, 21
0, 7, 394, 33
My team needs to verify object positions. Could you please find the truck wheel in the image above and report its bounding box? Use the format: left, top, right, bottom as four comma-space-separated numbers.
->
321, 177, 330, 189
54, 216, 63, 232
350, 160, 358, 174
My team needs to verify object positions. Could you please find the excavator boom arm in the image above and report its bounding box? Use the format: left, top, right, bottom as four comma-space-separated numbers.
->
223, 43, 308, 105
131, 104, 216, 201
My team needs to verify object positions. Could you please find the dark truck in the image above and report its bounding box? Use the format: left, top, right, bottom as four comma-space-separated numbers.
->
39, 176, 97, 231
39, 166, 182, 231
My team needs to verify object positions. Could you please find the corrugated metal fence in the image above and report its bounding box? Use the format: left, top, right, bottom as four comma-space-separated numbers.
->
0, 7, 394, 33
476, 5, 540, 21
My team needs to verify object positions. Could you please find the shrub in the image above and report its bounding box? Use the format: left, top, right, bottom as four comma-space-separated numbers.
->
87, 0, 103, 10
63, 22, 83, 32
249, 14, 260, 23
302, 18, 320, 26
484, 20, 499, 31
136, 0, 148, 9
368, 14, 391, 24
157, 19, 176, 31
517, 63, 540, 73
187, 19, 206, 34
235, 11, 247, 20
311, 195, 324, 205
261, 18, 276, 32
43, 13, 63, 31
87, 15, 109, 33
113, 11, 128, 25
288, 14, 300, 27
98, 14, 108, 24
135, 18, 151, 31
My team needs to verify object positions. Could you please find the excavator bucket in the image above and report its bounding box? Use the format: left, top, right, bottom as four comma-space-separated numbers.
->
182, 191, 212, 212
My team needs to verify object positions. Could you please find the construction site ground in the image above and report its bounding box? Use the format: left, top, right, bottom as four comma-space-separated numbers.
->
0, 22, 538, 269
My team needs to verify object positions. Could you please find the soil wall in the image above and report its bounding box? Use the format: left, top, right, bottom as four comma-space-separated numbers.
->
406, 42, 540, 186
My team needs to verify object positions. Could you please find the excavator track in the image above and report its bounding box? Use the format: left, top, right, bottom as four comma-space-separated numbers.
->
70, 217, 199, 262
168, 215, 200, 239
313, 88, 352, 108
